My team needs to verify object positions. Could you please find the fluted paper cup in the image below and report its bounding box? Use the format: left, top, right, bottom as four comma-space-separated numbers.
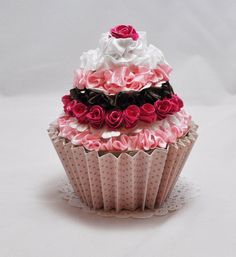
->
48, 123, 198, 211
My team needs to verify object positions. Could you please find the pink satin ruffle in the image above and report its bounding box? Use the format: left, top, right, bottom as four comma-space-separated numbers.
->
73, 64, 172, 94
57, 109, 191, 151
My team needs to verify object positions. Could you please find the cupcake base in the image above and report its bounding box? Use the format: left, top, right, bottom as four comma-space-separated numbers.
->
48, 123, 198, 212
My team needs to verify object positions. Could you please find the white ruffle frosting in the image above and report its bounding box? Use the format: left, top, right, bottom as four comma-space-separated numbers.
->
80, 32, 168, 70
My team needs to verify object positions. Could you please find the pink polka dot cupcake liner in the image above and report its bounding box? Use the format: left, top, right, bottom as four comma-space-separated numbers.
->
48, 123, 198, 212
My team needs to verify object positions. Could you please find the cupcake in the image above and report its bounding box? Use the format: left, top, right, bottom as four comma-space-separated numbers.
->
48, 25, 198, 212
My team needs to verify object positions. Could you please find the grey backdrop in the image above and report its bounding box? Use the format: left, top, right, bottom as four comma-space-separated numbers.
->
1, 1, 236, 257
1, 0, 235, 104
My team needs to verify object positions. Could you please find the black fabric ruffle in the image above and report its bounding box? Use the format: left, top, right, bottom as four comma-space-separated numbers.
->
70, 81, 174, 110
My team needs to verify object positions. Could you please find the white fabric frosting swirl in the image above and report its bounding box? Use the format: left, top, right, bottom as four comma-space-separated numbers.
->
80, 32, 168, 70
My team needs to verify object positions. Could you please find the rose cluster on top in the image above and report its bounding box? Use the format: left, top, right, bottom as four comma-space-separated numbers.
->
110, 24, 139, 41
62, 93, 183, 129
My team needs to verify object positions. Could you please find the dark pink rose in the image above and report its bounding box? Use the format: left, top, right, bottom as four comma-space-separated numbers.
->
175, 94, 184, 109
64, 100, 77, 116
62, 95, 72, 105
72, 102, 88, 123
86, 105, 105, 129
167, 96, 180, 114
105, 110, 123, 129
154, 99, 173, 120
168, 94, 184, 114
139, 103, 157, 123
123, 105, 140, 128
110, 25, 139, 40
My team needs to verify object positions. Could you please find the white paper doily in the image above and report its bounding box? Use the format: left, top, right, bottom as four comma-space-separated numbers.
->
58, 176, 200, 219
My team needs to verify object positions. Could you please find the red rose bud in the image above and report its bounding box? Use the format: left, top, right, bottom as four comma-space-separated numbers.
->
86, 105, 105, 129
72, 102, 88, 123
62, 95, 72, 105
123, 105, 140, 128
64, 100, 77, 116
139, 103, 157, 123
154, 99, 173, 120
110, 25, 139, 40
105, 110, 123, 129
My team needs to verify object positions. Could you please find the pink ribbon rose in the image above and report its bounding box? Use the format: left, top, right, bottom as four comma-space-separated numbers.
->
105, 110, 123, 129
154, 95, 183, 120
61, 95, 72, 105
173, 94, 184, 109
72, 102, 88, 123
123, 105, 140, 128
154, 99, 173, 120
64, 100, 77, 116
86, 105, 105, 129
110, 25, 139, 41
139, 103, 157, 123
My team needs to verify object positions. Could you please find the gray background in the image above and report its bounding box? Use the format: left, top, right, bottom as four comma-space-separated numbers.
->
1, 0, 235, 100
0, 1, 236, 257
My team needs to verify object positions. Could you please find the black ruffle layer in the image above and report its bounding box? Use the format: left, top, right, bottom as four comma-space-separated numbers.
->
70, 81, 174, 110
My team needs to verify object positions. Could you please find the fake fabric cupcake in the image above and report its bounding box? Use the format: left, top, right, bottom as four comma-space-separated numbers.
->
48, 25, 198, 212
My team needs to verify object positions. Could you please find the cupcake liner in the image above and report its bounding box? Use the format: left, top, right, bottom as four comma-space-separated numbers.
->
167, 128, 198, 198
48, 122, 198, 211
156, 126, 198, 206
